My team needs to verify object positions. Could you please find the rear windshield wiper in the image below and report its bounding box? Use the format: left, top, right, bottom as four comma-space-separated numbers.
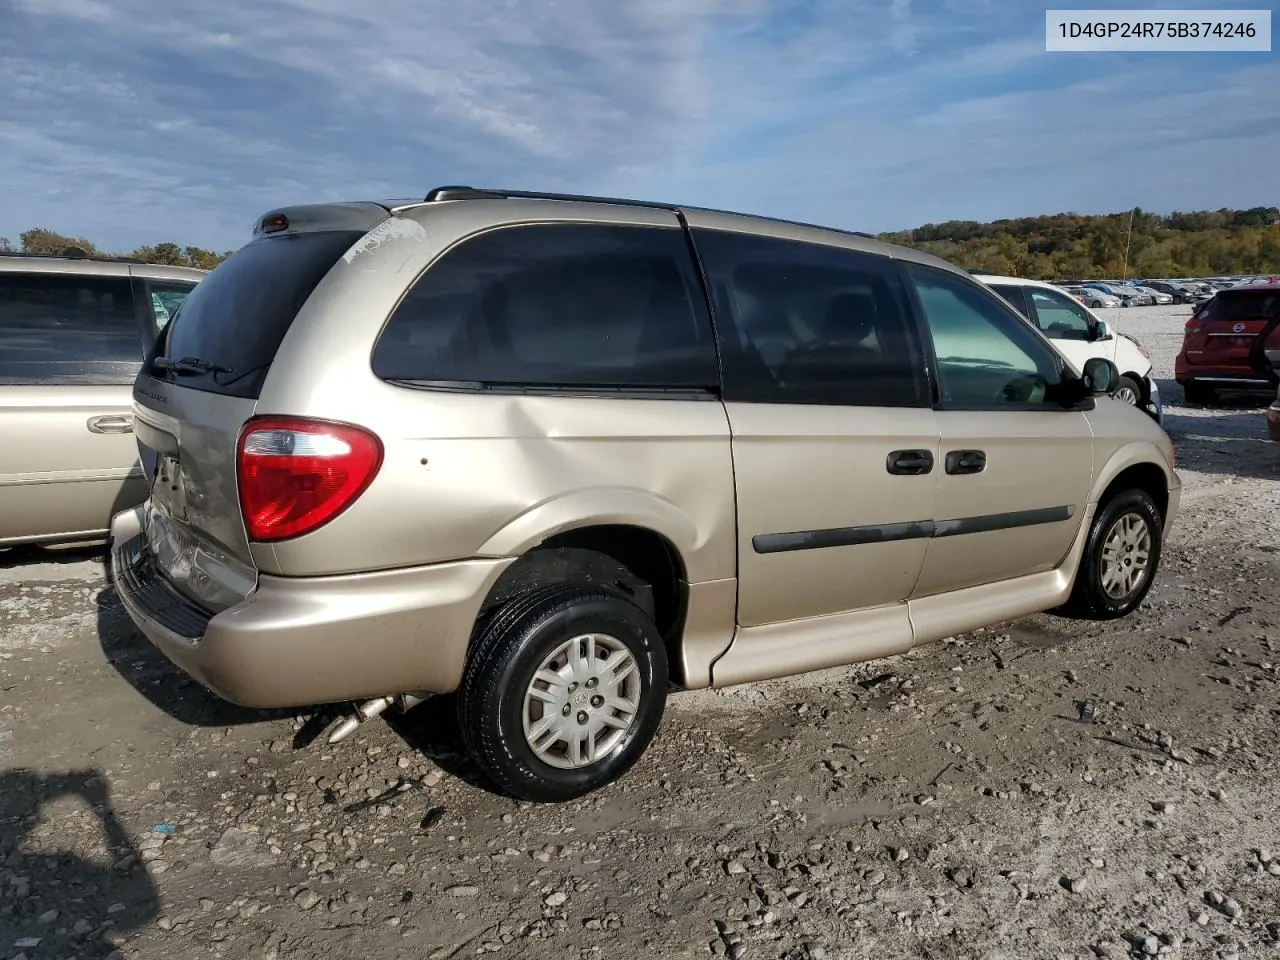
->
152, 356, 234, 377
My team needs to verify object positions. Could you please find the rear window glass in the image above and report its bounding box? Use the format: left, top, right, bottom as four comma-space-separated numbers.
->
1205, 290, 1280, 322
158, 230, 362, 398
372, 223, 718, 391
0, 272, 140, 385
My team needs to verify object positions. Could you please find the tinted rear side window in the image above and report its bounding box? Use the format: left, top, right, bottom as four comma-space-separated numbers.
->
1205, 290, 1280, 322
159, 230, 362, 398
372, 223, 718, 391
691, 228, 928, 407
0, 272, 140, 385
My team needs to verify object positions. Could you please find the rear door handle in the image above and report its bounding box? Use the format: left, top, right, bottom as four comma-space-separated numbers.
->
886, 449, 934, 476
87, 414, 134, 435
945, 450, 986, 475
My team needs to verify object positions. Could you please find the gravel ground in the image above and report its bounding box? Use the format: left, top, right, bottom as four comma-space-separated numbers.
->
2, 303, 1279, 960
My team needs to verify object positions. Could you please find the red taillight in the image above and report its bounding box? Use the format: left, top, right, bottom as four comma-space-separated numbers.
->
1185, 317, 1202, 334
236, 417, 383, 542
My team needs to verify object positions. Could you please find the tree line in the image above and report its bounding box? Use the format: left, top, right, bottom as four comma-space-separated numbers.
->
4, 205, 1279, 280
0, 228, 231, 270
879, 206, 1280, 280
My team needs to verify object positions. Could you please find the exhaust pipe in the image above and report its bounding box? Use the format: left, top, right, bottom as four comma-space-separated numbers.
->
325, 692, 431, 745
327, 696, 394, 745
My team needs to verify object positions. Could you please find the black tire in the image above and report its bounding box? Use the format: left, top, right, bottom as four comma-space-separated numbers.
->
1059, 489, 1163, 620
1181, 381, 1217, 406
1111, 375, 1143, 406
458, 584, 668, 802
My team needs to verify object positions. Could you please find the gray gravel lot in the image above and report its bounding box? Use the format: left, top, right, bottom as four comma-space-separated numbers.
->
2, 303, 1278, 960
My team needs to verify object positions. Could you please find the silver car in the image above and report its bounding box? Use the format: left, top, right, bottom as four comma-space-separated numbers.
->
1132, 285, 1174, 305
1071, 287, 1122, 309
0, 252, 205, 547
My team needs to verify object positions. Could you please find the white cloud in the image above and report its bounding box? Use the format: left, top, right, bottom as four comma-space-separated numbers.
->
0, 0, 1276, 252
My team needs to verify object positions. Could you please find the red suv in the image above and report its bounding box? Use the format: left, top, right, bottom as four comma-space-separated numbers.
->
1176, 278, 1280, 405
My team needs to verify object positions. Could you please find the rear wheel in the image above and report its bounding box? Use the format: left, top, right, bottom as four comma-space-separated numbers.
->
1111, 376, 1142, 406
458, 585, 667, 802
1059, 489, 1162, 620
1181, 381, 1217, 406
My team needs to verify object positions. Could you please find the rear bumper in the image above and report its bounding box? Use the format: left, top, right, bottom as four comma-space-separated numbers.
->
1175, 368, 1273, 390
109, 506, 513, 709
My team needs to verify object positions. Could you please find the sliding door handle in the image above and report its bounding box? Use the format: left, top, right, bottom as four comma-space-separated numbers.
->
886, 449, 934, 476
945, 450, 986, 475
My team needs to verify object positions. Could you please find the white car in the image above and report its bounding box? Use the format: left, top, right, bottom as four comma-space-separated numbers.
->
976, 274, 1161, 422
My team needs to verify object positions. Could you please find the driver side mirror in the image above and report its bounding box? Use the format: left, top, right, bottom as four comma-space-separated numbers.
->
1091, 320, 1112, 342
1081, 357, 1119, 395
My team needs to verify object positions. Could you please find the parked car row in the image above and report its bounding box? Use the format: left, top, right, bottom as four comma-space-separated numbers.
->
1054, 276, 1265, 307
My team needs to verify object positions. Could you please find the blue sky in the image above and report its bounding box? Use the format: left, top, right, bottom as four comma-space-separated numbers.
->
1, 0, 1276, 253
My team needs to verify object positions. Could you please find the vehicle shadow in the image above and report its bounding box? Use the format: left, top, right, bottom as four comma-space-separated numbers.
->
0, 769, 158, 953
384, 696, 503, 797
94, 571, 291, 729
1162, 409, 1280, 480
1155, 377, 1272, 410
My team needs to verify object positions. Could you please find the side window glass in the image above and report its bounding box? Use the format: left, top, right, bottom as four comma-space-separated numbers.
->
907, 265, 1065, 407
148, 282, 196, 333
0, 273, 140, 385
1030, 288, 1093, 341
989, 284, 1031, 319
372, 223, 717, 390
690, 229, 927, 406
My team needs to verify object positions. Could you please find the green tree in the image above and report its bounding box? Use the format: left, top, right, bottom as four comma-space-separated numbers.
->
20, 228, 100, 256
182, 246, 228, 270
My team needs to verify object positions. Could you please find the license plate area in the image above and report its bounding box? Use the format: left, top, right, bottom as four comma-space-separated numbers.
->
152, 455, 189, 519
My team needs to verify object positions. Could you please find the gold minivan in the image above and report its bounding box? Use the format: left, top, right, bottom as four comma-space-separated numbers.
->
109, 188, 1179, 801
0, 252, 203, 547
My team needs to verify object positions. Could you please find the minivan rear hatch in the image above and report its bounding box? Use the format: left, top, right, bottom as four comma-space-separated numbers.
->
129, 203, 387, 613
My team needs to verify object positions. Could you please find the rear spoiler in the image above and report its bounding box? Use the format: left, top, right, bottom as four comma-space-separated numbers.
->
252, 202, 393, 239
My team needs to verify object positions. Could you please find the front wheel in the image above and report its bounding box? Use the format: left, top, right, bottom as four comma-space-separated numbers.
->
458, 585, 668, 802
1111, 375, 1143, 406
1058, 489, 1163, 620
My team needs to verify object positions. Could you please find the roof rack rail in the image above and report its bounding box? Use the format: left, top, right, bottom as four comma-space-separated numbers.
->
423, 185, 679, 211
421, 185, 876, 240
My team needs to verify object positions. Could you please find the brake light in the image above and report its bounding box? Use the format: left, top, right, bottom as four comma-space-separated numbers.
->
236, 417, 383, 542
1185, 317, 1202, 335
